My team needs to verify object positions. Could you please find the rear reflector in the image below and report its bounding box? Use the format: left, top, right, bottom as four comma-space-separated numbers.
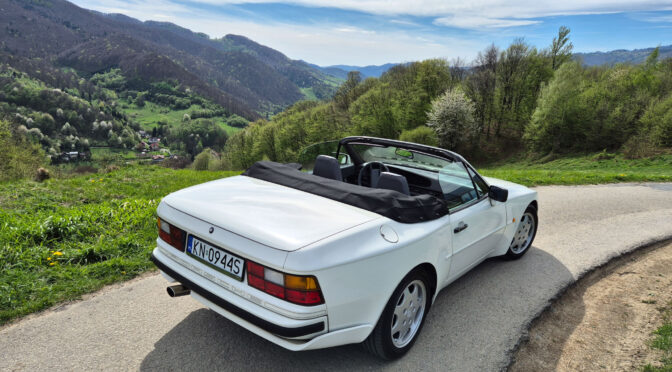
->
157, 218, 186, 252
246, 261, 324, 306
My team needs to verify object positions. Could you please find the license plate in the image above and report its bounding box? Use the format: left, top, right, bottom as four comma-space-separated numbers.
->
186, 235, 245, 281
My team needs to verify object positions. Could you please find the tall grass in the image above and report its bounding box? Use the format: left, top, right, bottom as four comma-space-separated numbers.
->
0, 165, 238, 324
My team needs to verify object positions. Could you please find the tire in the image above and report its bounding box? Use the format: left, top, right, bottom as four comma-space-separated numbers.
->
363, 269, 432, 360
505, 205, 538, 259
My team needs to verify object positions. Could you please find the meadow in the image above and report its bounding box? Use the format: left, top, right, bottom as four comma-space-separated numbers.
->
0, 165, 237, 324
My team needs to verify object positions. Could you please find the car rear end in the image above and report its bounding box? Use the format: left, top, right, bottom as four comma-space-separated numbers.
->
152, 201, 332, 347
151, 175, 382, 350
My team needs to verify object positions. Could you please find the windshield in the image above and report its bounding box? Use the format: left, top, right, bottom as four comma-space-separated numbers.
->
349, 143, 452, 172
297, 140, 348, 171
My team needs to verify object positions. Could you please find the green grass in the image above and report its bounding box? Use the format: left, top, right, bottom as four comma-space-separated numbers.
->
0, 165, 238, 325
642, 303, 672, 371
90, 147, 137, 161
300, 87, 318, 101
478, 153, 672, 187
121, 100, 242, 135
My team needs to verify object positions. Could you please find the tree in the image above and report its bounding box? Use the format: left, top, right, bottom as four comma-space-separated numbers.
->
399, 126, 438, 146
426, 88, 477, 150
466, 44, 498, 137
550, 26, 573, 70
333, 71, 362, 110
524, 62, 588, 153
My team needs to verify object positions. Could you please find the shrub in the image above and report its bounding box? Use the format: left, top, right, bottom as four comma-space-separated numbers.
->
34, 167, 50, 182
640, 94, 672, 147
192, 149, 211, 171
227, 115, 248, 128
426, 87, 477, 150
0, 120, 45, 182
399, 126, 438, 147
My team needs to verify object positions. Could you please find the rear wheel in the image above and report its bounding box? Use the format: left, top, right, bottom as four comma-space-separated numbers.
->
505, 205, 538, 259
363, 270, 431, 360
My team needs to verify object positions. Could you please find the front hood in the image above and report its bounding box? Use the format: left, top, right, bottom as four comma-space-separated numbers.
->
484, 176, 535, 199
161, 175, 381, 251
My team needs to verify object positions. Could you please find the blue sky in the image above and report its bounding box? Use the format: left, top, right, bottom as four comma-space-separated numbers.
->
72, 0, 672, 65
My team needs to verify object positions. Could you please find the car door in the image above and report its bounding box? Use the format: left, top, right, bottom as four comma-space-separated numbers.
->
441, 162, 507, 282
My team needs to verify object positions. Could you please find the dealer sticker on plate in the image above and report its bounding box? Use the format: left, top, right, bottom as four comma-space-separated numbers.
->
186, 235, 245, 281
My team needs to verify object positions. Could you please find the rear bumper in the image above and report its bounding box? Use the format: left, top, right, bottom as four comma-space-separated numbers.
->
151, 252, 323, 338
151, 247, 374, 350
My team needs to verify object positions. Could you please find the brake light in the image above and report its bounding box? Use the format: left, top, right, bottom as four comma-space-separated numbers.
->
246, 261, 324, 306
157, 218, 186, 251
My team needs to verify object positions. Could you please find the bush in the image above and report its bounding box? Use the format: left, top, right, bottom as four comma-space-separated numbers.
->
426, 87, 477, 150
399, 126, 438, 146
34, 167, 50, 182
640, 94, 672, 147
0, 120, 45, 182
227, 115, 248, 128
192, 149, 211, 171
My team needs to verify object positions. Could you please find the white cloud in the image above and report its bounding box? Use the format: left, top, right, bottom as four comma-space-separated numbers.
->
642, 14, 672, 22
72, 0, 483, 65
434, 16, 541, 29
186, 0, 672, 19
172, 16, 479, 65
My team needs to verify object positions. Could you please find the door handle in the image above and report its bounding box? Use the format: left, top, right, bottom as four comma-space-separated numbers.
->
454, 222, 468, 233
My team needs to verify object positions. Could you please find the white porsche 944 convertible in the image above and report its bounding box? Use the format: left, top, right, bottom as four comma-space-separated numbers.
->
152, 136, 538, 359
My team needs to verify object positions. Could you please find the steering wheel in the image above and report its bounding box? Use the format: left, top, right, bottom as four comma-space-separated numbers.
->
357, 161, 390, 187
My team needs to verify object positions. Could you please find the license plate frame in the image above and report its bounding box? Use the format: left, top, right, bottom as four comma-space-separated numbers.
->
186, 235, 245, 281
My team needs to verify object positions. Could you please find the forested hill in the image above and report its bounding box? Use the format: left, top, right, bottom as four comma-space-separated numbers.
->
0, 0, 341, 118
575, 45, 672, 66
223, 32, 672, 170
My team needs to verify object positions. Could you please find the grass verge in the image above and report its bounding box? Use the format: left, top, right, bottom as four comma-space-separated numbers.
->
643, 302, 672, 371
478, 153, 672, 186
0, 165, 237, 325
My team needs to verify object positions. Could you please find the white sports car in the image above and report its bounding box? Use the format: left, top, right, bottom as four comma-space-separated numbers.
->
151, 136, 538, 359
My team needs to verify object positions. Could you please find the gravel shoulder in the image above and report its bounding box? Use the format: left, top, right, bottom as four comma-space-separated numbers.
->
0, 183, 671, 371
510, 241, 672, 371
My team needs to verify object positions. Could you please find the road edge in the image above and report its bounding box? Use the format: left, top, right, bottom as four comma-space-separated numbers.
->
502, 235, 672, 371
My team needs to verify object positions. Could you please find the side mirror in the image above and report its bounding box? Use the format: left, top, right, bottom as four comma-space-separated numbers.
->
488, 185, 508, 203
338, 154, 350, 165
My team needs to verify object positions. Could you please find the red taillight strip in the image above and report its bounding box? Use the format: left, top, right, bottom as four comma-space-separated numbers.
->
246, 261, 324, 306
158, 218, 186, 252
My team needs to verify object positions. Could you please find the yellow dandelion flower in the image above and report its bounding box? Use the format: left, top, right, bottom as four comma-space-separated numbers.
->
47, 257, 52, 261
90, 179, 95, 182
619, 173, 626, 177
99, 178, 103, 181
53, 251, 63, 256
121, 271, 126, 275
49, 262, 56, 266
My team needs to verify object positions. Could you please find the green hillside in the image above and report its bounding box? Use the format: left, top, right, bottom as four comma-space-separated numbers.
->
0, 0, 340, 118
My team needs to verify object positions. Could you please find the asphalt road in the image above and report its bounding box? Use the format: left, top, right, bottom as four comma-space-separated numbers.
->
2, 183, 672, 371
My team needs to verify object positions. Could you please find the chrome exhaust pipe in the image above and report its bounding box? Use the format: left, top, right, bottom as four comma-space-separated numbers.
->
167, 284, 190, 297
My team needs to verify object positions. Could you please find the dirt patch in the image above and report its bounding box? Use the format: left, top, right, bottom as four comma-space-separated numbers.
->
510, 241, 672, 371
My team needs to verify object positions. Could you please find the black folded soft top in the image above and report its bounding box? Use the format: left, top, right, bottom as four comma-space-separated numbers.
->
243, 161, 448, 224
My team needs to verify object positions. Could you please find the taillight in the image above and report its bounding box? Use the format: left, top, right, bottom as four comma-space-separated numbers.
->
157, 218, 186, 251
246, 261, 324, 306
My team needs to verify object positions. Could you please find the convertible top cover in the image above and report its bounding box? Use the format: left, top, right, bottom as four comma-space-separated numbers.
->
243, 161, 448, 223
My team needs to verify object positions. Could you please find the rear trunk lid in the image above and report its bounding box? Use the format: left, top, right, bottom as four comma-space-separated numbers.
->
162, 175, 381, 251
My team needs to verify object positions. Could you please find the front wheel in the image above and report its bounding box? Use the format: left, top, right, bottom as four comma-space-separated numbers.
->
505, 205, 538, 259
363, 270, 431, 360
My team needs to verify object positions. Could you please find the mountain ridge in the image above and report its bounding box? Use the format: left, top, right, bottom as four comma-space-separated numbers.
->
574, 45, 672, 66
0, 0, 340, 119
